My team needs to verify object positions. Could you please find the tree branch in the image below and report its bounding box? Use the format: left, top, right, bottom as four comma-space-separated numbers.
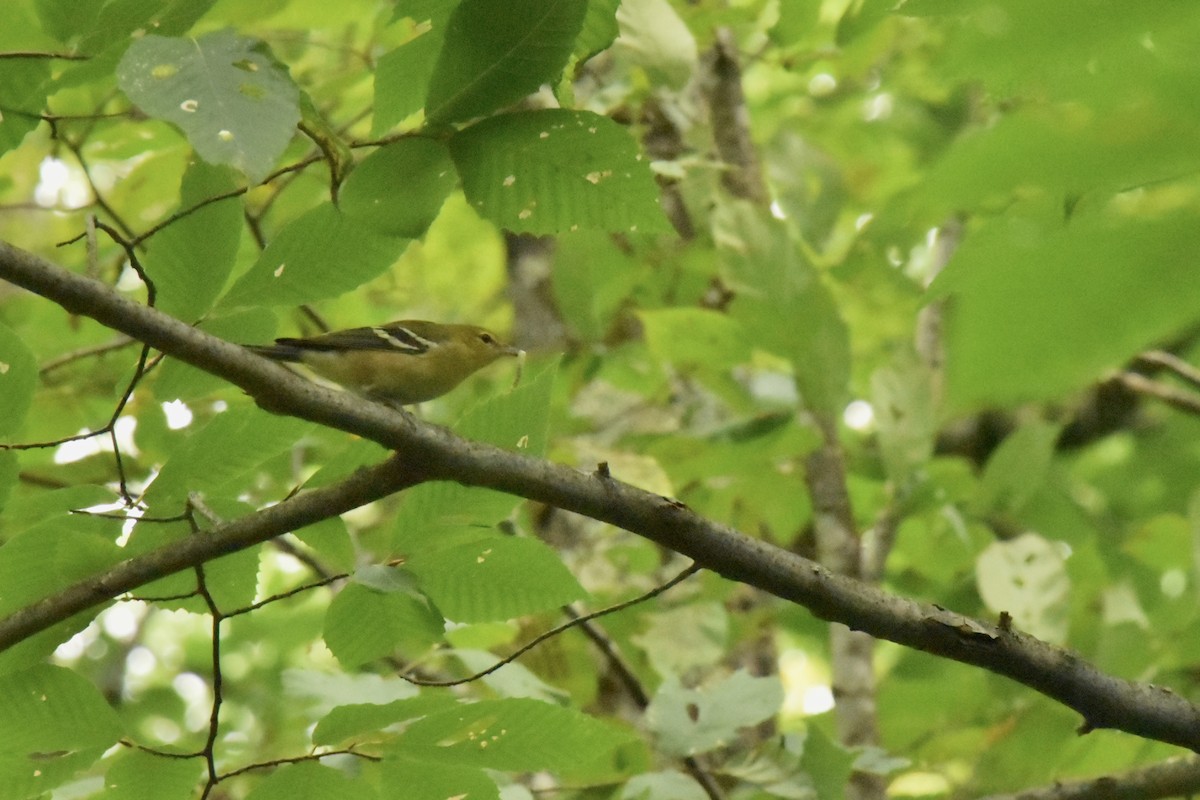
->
977, 755, 1200, 800
0, 454, 424, 651
4, 239, 1200, 753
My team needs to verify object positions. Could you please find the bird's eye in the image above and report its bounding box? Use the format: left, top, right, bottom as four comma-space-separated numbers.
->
479, 332, 496, 345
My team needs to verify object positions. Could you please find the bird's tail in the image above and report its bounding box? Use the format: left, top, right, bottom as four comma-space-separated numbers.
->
244, 343, 305, 363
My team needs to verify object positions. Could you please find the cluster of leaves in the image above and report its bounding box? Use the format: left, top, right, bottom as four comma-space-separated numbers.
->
1, 0, 1200, 799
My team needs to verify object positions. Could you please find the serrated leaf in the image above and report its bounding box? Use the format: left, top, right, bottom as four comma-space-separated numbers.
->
341, 138, 456, 237
116, 30, 300, 182
451, 109, 668, 234
0, 525, 123, 674
141, 407, 314, 507
0, 321, 37, 438
324, 583, 444, 669
313, 696, 457, 746
392, 360, 556, 552
143, 162, 243, 320
104, 748, 203, 800
243, 762, 376, 800
0, 665, 123, 754
220, 203, 407, 307
407, 534, 586, 622
645, 671, 783, 757
425, 0, 587, 126
381, 756, 498, 800
393, 697, 640, 776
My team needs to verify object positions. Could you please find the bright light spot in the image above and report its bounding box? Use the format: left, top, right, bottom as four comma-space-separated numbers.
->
126, 645, 158, 677
162, 399, 194, 430
855, 213, 874, 231
100, 602, 147, 641
212, 399, 228, 413
1162, 568, 1187, 598
37, 157, 69, 196
808, 72, 837, 97
769, 200, 787, 220
55, 621, 101, 661
802, 684, 835, 714
146, 717, 182, 744
54, 430, 104, 464
890, 771, 952, 796
863, 92, 894, 121
173, 672, 209, 704
34, 156, 90, 209
843, 400, 875, 431
779, 648, 833, 717
114, 415, 138, 457
174, 672, 213, 730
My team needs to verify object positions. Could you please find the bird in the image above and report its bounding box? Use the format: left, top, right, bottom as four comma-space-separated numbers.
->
246, 320, 522, 406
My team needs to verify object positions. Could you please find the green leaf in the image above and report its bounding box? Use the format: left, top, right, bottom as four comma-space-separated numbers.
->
0, 665, 123, 754
575, 0, 621, 63
393, 697, 641, 777
0, 747, 107, 800
639, 308, 751, 371
152, 308, 278, 400
425, 0, 587, 126
373, 26, 447, 135
870, 348, 937, 485
976, 532, 1070, 644
451, 109, 668, 234
220, 203, 407, 307
407, 533, 586, 622
340, 138, 456, 237
392, 359, 556, 552
243, 761, 377, 800
313, 696, 457, 746
631, 602, 728, 677
973, 420, 1061, 517
379, 756, 499, 800
104, 748, 203, 800
934, 209, 1200, 412
0, 321, 37, 439
323, 583, 444, 669
0, 60, 50, 156
116, 30, 300, 181
141, 406, 314, 507
620, 771, 709, 800
918, 107, 1200, 219
143, 162, 243, 320
718, 202, 850, 420
645, 671, 783, 757
798, 727, 857, 800
0, 525, 123, 674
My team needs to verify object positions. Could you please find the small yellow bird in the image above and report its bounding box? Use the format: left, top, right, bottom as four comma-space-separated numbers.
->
247, 320, 521, 405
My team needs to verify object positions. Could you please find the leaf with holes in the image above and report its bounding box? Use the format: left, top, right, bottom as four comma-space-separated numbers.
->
451, 109, 668, 234
117, 30, 300, 182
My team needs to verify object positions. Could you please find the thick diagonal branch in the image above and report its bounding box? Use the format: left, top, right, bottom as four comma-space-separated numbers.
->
3, 239, 1200, 754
